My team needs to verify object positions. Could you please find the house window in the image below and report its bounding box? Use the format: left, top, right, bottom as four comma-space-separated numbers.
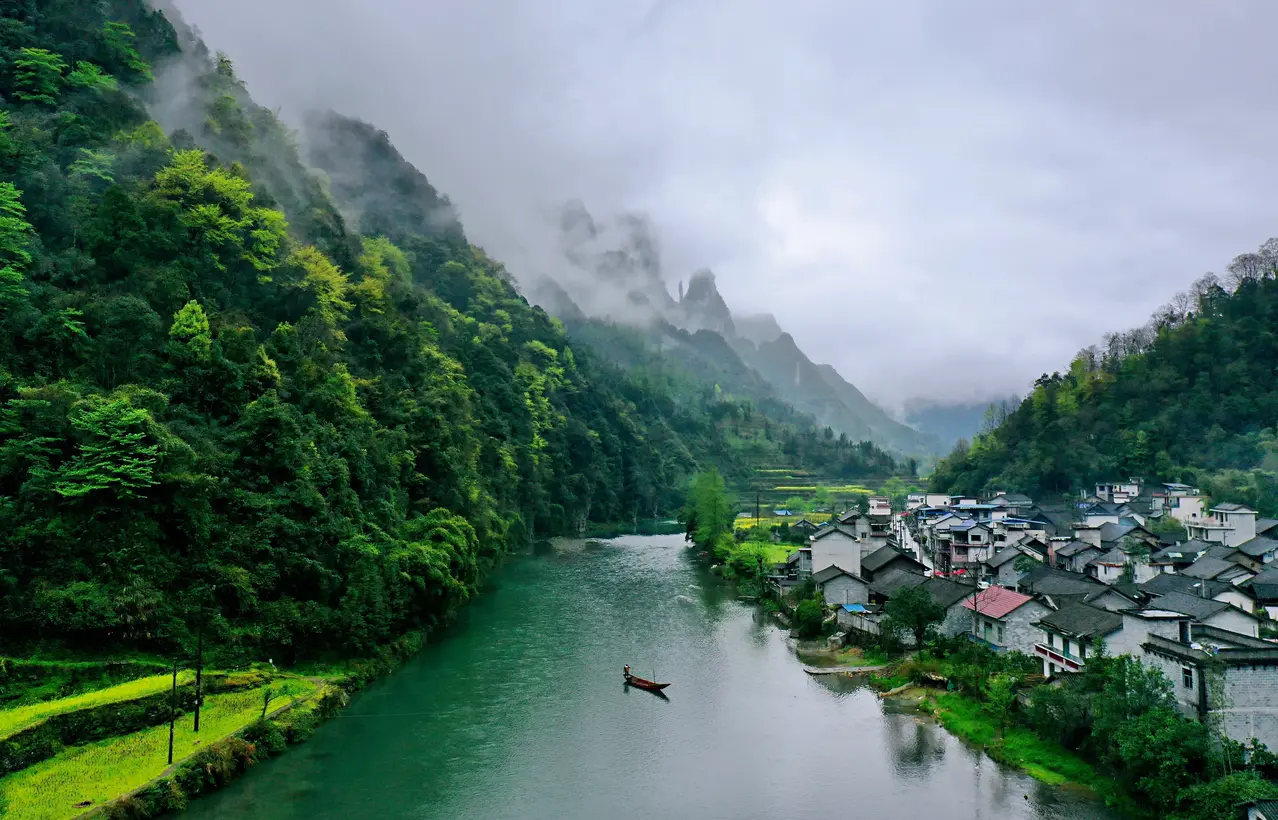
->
997, 624, 1005, 643
1079, 643, 1086, 660
1047, 633, 1055, 649
1182, 667, 1194, 688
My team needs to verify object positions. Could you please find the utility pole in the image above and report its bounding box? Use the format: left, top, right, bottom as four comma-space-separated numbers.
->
168, 658, 179, 765
193, 619, 204, 733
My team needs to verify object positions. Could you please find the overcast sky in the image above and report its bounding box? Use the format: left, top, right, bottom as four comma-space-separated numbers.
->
171, 0, 1278, 409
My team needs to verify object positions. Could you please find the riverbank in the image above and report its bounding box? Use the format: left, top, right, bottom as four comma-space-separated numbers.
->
0, 633, 425, 820
867, 664, 1143, 817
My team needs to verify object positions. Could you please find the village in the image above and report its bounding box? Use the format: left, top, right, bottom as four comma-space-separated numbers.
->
771, 478, 1278, 755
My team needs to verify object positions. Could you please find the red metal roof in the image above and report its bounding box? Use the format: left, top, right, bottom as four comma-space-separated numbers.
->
962, 586, 1035, 619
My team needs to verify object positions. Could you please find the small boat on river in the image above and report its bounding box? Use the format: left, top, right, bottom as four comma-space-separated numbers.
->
623, 665, 670, 692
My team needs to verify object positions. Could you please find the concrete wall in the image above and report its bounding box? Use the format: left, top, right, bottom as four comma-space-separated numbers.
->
821, 574, 868, 606
939, 601, 972, 637
1218, 664, 1278, 750
1223, 512, 1257, 547
1107, 615, 1182, 658
1168, 496, 1205, 523
811, 531, 861, 577
1205, 608, 1260, 638
1093, 562, 1124, 584
970, 600, 1053, 655
1140, 647, 1202, 720
1217, 587, 1257, 614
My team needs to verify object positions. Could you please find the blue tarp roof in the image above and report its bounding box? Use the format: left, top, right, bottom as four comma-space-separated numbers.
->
841, 603, 870, 613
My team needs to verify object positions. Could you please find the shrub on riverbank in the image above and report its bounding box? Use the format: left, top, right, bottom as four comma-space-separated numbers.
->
874, 646, 1278, 818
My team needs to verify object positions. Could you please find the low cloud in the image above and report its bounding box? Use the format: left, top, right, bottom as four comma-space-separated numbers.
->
171, 0, 1278, 406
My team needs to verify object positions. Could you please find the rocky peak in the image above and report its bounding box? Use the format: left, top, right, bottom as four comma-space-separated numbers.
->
680, 269, 735, 336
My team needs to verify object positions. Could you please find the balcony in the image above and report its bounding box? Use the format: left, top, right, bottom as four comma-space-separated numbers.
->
1034, 643, 1085, 672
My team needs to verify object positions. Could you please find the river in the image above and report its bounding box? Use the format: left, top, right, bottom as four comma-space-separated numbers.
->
181, 534, 1116, 820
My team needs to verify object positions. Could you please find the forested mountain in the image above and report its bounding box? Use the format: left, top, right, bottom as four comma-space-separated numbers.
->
0, 0, 808, 662
930, 246, 1278, 514
904, 395, 1019, 451
533, 227, 940, 457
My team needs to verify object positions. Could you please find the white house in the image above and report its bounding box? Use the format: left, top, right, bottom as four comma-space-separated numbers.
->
1095, 479, 1142, 503
1034, 603, 1122, 677
1158, 483, 1207, 523
809, 525, 863, 578
813, 565, 869, 606
1185, 503, 1258, 547
963, 586, 1053, 655
1151, 590, 1262, 638
1141, 624, 1278, 753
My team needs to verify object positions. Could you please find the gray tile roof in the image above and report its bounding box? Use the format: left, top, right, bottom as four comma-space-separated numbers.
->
1054, 540, 1099, 558
1213, 502, 1255, 512
1150, 540, 1209, 563
1147, 590, 1232, 621
1140, 573, 1231, 599
869, 570, 928, 598
1087, 548, 1127, 566
1179, 557, 1238, 580
986, 548, 1023, 568
1256, 518, 1278, 535
921, 576, 977, 608
1037, 603, 1122, 639
811, 524, 860, 542
1236, 535, 1278, 558
1245, 568, 1278, 603
1020, 565, 1106, 596
862, 546, 925, 575
1099, 520, 1150, 544
812, 565, 866, 584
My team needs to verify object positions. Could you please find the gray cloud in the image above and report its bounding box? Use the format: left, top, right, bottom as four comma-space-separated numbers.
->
171, 0, 1278, 408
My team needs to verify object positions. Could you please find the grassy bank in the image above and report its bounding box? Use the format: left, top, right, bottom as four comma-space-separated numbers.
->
798, 645, 889, 669
923, 692, 1099, 787
3, 681, 314, 820
0, 633, 425, 819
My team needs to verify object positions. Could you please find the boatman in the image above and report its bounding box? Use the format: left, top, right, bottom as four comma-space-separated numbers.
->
623, 665, 631, 678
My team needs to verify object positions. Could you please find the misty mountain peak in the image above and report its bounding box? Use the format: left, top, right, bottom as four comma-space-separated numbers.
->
680, 269, 735, 336
735, 312, 784, 346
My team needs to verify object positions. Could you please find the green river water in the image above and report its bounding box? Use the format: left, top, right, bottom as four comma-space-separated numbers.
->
181, 534, 1117, 820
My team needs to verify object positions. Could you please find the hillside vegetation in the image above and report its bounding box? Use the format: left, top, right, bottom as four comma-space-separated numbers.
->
0, 0, 788, 664
930, 246, 1278, 513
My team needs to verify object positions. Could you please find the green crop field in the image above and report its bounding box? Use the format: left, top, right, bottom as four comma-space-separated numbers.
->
0, 672, 195, 741
0, 679, 314, 820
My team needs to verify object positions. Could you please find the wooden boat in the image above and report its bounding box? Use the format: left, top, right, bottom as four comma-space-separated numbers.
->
623, 671, 671, 692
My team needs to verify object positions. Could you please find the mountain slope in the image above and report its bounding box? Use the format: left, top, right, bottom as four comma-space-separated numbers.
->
732, 330, 939, 456
929, 252, 1278, 513
534, 222, 940, 457
0, 1, 760, 661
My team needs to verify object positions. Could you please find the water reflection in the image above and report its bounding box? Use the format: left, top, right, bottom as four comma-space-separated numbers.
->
884, 714, 948, 780
179, 534, 1117, 820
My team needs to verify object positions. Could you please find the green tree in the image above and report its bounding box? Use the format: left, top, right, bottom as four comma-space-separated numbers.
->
168, 300, 212, 358
794, 594, 826, 639
0, 182, 33, 307
67, 62, 117, 92
984, 674, 1019, 737
688, 468, 732, 547
52, 396, 160, 499
103, 21, 153, 80
14, 48, 66, 105
883, 584, 945, 649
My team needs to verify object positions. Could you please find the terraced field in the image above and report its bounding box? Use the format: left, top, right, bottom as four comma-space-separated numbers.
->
0, 670, 316, 820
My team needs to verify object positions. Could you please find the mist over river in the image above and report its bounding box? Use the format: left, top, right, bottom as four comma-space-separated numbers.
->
180, 534, 1116, 820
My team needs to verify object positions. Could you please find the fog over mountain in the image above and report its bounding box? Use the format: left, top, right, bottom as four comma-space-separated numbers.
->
172, 0, 1278, 407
